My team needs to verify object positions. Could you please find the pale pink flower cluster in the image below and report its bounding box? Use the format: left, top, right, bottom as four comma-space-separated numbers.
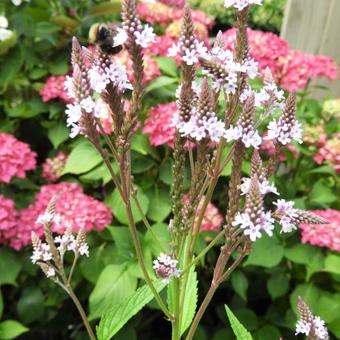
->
296, 315, 329, 340
174, 109, 226, 143
273, 199, 299, 233
153, 253, 181, 283
40, 75, 73, 103
232, 210, 274, 241
183, 195, 223, 232
203, 46, 259, 94
224, 0, 262, 11
0, 195, 17, 248
300, 209, 340, 252
143, 102, 177, 147
10, 182, 112, 250
0, 133, 37, 183
224, 122, 262, 149
223, 29, 338, 91
313, 133, 340, 174
42, 152, 68, 182
240, 177, 278, 196
159, 0, 185, 7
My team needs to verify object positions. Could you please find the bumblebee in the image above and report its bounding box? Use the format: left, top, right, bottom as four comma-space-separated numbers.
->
89, 23, 125, 55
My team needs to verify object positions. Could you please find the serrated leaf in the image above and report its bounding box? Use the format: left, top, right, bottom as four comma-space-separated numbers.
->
225, 305, 253, 340
97, 280, 165, 340
180, 269, 198, 335
89, 264, 137, 320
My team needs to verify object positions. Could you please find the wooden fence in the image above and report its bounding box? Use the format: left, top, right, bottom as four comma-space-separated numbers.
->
281, 0, 340, 98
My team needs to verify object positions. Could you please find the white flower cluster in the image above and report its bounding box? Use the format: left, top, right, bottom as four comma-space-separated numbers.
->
240, 177, 279, 196
173, 110, 226, 143
240, 82, 285, 113
11, 0, 30, 6
87, 64, 132, 95
224, 124, 262, 149
273, 199, 299, 233
168, 39, 209, 66
31, 242, 53, 265
296, 316, 329, 340
153, 253, 181, 283
134, 24, 156, 48
224, 0, 263, 11
232, 210, 274, 241
204, 47, 259, 94
54, 232, 89, 257
265, 118, 303, 145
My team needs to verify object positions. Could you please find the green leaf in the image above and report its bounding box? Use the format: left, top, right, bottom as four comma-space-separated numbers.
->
254, 325, 281, 340
284, 243, 316, 264
0, 248, 22, 286
290, 283, 320, 315
79, 247, 106, 284
310, 180, 337, 206
156, 57, 178, 77
17, 287, 44, 324
146, 76, 178, 93
6, 98, 48, 118
244, 235, 283, 268
131, 134, 154, 156
324, 254, 340, 276
0, 320, 28, 339
47, 122, 69, 149
97, 280, 165, 340
107, 226, 136, 261
181, 271, 198, 335
106, 187, 149, 224
144, 222, 170, 256
267, 273, 289, 300
89, 265, 137, 320
225, 305, 253, 340
48, 59, 69, 75
62, 140, 102, 175
0, 47, 23, 93
231, 271, 248, 300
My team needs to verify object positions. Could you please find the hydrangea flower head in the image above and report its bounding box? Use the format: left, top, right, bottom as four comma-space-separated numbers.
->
0, 133, 37, 184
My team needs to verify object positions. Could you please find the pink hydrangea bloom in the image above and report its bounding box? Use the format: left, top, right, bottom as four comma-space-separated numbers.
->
13, 182, 112, 250
159, 0, 185, 7
183, 194, 223, 232
0, 195, 18, 249
260, 133, 299, 161
280, 51, 338, 91
143, 102, 177, 147
137, 2, 176, 26
146, 35, 176, 57
300, 209, 340, 252
313, 133, 340, 174
115, 50, 160, 84
223, 28, 338, 91
0, 133, 37, 184
40, 75, 73, 103
42, 152, 68, 182
223, 28, 288, 81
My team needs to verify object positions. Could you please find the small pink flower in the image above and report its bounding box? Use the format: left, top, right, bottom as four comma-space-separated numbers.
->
40, 75, 73, 103
300, 209, 340, 252
0, 133, 37, 184
42, 152, 68, 182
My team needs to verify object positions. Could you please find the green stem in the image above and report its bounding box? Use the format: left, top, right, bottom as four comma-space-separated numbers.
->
67, 285, 96, 340
125, 200, 172, 320
172, 277, 181, 340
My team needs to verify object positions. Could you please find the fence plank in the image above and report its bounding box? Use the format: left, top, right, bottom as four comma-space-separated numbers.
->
281, 0, 340, 98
